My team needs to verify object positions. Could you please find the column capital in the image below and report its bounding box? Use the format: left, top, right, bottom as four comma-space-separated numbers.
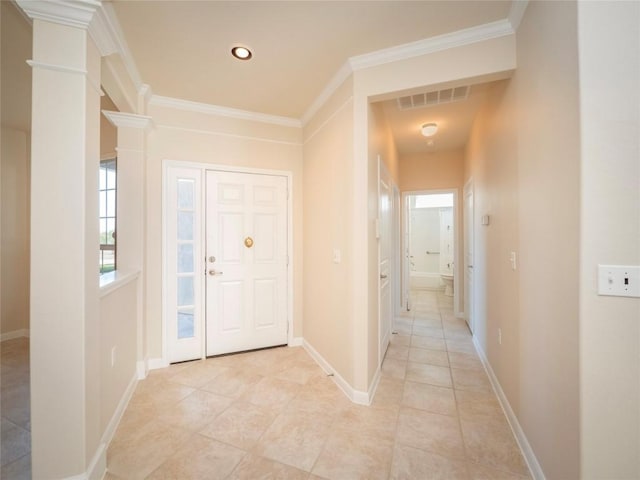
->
15, 0, 101, 29
102, 111, 154, 133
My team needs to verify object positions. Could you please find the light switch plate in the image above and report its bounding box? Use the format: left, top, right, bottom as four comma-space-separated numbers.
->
598, 265, 640, 297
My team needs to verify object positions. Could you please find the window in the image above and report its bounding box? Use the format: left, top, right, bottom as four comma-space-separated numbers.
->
99, 158, 117, 274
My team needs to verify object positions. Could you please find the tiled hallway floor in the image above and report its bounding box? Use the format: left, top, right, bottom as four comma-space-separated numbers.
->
107, 289, 531, 480
0, 337, 31, 480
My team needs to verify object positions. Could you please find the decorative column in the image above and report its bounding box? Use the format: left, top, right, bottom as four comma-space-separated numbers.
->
16, 0, 103, 477
102, 111, 153, 377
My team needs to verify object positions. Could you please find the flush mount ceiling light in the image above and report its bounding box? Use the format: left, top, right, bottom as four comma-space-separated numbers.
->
231, 45, 253, 60
421, 123, 438, 137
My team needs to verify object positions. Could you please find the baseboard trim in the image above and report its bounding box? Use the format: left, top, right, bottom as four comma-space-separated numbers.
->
288, 337, 303, 347
147, 357, 169, 371
136, 360, 147, 380
101, 372, 138, 447
63, 442, 106, 480
302, 339, 371, 405
367, 366, 382, 403
0, 329, 30, 342
472, 336, 546, 480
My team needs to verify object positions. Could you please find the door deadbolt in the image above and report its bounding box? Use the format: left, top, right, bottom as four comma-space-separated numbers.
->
208, 256, 216, 263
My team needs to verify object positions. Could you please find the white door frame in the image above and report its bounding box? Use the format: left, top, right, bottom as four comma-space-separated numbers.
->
162, 160, 294, 365
401, 189, 460, 317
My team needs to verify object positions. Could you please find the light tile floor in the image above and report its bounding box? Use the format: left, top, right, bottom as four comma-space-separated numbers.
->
0, 290, 531, 479
0, 337, 32, 480
107, 289, 531, 479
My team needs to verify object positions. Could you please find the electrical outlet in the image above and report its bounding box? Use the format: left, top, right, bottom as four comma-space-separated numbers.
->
111, 346, 117, 367
498, 328, 502, 345
509, 252, 517, 271
598, 265, 640, 297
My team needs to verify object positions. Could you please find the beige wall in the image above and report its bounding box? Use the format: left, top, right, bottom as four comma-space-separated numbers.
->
400, 149, 464, 192
464, 3, 581, 477
1, 128, 30, 336
578, 2, 640, 477
400, 148, 465, 314
145, 104, 304, 361
1, 1, 32, 338
353, 34, 517, 393
302, 77, 355, 385
99, 279, 138, 435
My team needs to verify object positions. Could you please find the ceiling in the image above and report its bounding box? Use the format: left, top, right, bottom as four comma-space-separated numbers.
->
380, 81, 500, 155
3, 1, 514, 156
110, 0, 512, 119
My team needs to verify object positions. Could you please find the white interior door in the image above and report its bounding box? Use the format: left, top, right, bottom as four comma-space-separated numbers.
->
205, 170, 288, 356
464, 181, 474, 332
379, 158, 392, 361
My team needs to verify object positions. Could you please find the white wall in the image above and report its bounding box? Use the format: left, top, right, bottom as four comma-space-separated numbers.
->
578, 2, 640, 477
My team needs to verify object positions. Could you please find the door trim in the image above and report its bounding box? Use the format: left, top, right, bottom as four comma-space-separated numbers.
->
401, 188, 460, 318
162, 160, 294, 365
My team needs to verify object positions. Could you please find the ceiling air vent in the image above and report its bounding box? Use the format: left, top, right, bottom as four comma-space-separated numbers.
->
397, 85, 469, 110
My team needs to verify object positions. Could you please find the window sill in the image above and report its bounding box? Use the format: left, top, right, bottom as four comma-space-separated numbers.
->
100, 269, 140, 298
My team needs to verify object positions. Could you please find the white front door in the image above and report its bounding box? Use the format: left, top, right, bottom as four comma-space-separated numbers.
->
379, 158, 392, 361
205, 170, 288, 356
463, 180, 474, 332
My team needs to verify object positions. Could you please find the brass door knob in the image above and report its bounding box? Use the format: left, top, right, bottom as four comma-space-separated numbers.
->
244, 237, 254, 248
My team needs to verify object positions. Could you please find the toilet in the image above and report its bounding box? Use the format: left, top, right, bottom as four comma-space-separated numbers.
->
441, 273, 454, 296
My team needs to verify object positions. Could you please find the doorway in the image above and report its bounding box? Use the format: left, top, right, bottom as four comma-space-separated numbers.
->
164, 163, 292, 364
402, 190, 459, 315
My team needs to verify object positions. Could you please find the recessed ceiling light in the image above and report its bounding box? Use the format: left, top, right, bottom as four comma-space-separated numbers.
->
421, 123, 438, 137
231, 45, 252, 60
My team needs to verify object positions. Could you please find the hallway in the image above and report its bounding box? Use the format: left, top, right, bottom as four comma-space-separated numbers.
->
103, 289, 529, 479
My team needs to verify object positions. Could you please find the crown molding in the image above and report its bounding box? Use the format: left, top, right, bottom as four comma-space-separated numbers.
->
15, 0, 100, 29
102, 110, 154, 132
349, 19, 514, 71
88, 2, 143, 89
302, 18, 515, 125
149, 95, 302, 129
508, 0, 529, 31
301, 61, 352, 126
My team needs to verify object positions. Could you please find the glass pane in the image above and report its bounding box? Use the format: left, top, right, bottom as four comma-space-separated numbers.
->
107, 167, 116, 189
101, 250, 115, 273
177, 309, 194, 339
177, 212, 194, 241
100, 219, 107, 244
177, 179, 194, 209
107, 190, 116, 217
99, 190, 107, 218
177, 243, 194, 273
177, 276, 194, 306
106, 218, 116, 245
99, 167, 106, 190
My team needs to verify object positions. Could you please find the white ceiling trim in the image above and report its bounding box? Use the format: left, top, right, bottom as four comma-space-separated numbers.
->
15, 0, 100, 29
302, 18, 515, 126
508, 0, 530, 31
89, 2, 143, 90
102, 110, 154, 132
349, 19, 514, 71
300, 61, 353, 127
149, 95, 302, 129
